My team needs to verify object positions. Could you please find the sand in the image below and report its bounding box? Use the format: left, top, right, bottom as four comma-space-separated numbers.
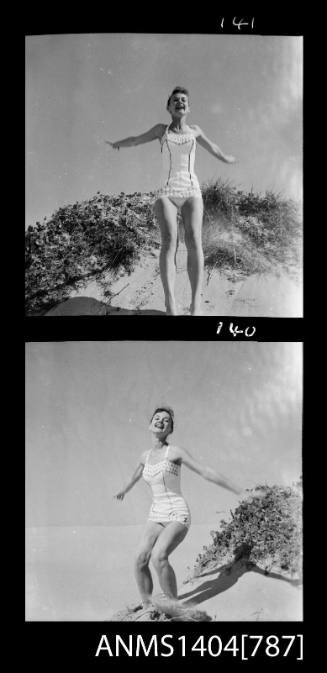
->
26, 524, 302, 622
45, 246, 302, 317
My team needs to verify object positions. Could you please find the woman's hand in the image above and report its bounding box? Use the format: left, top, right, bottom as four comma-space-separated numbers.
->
114, 490, 126, 500
224, 155, 237, 164
105, 141, 120, 150
237, 487, 267, 504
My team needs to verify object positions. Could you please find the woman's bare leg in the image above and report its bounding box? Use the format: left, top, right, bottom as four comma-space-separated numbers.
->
154, 197, 179, 315
181, 197, 204, 315
151, 522, 188, 600
134, 521, 163, 606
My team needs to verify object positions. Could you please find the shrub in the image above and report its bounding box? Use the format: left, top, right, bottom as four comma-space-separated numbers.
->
192, 481, 302, 578
25, 192, 156, 314
201, 180, 302, 276
25, 182, 302, 314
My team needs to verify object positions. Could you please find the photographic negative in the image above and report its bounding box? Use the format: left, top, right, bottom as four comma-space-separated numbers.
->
26, 341, 302, 622
26, 34, 302, 317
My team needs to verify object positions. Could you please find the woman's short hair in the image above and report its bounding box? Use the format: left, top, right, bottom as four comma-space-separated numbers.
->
150, 406, 175, 432
166, 87, 189, 110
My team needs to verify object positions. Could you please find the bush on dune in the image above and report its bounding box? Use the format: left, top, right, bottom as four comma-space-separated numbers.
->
202, 179, 302, 279
192, 479, 302, 579
25, 192, 156, 314
25, 181, 302, 314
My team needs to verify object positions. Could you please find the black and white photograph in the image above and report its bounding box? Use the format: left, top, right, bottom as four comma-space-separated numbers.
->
25, 33, 302, 317
26, 341, 302, 623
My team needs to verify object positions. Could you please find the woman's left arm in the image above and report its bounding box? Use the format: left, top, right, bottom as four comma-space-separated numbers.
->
176, 446, 242, 495
193, 125, 237, 164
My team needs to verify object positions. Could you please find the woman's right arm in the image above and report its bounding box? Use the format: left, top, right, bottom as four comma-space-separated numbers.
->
114, 452, 147, 500
106, 123, 165, 150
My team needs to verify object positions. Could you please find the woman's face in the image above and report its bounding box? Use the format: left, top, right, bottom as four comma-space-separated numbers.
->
167, 92, 190, 118
149, 411, 173, 438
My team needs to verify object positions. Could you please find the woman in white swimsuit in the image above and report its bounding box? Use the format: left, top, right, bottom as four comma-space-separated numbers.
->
106, 87, 236, 315
114, 406, 243, 616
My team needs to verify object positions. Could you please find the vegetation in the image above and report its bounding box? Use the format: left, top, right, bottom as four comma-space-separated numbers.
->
191, 479, 302, 579
25, 192, 156, 314
110, 603, 211, 622
202, 179, 302, 280
25, 181, 302, 314
112, 479, 302, 621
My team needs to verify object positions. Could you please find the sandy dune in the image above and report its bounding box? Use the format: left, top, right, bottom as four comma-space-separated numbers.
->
46, 246, 302, 317
26, 524, 302, 622
111, 526, 302, 622
176, 562, 302, 622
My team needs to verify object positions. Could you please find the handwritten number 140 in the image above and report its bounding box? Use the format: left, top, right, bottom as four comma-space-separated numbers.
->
216, 322, 256, 338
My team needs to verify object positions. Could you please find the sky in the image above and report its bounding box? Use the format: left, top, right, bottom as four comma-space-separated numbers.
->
26, 34, 302, 229
26, 341, 302, 528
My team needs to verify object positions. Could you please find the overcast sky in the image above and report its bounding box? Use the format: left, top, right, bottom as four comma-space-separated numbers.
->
26, 34, 302, 228
26, 341, 302, 527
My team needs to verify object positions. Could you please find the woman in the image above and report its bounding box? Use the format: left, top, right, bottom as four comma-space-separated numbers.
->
114, 406, 245, 619
106, 87, 236, 315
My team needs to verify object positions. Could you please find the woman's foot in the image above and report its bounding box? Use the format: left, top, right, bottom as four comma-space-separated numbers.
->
165, 300, 178, 315
152, 595, 180, 612
153, 595, 212, 621
126, 602, 143, 613
190, 302, 202, 316
133, 603, 157, 621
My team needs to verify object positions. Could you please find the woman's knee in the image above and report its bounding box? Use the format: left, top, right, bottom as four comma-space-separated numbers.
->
160, 232, 177, 251
184, 230, 203, 252
151, 548, 168, 570
135, 549, 151, 571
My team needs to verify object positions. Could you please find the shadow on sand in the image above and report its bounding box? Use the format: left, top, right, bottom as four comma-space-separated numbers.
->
45, 297, 166, 316
179, 551, 302, 607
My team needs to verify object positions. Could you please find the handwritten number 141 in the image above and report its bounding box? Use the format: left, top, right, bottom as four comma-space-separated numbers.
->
221, 17, 255, 30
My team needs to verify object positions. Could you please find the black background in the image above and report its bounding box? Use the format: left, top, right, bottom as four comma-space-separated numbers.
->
24, 6, 310, 668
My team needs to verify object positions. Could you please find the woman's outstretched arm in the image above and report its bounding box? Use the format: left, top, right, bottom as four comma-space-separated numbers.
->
175, 446, 242, 495
193, 125, 237, 164
114, 453, 146, 500
106, 123, 165, 150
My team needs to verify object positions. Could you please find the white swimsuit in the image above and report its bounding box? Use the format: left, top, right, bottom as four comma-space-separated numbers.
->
156, 125, 202, 208
142, 444, 191, 529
